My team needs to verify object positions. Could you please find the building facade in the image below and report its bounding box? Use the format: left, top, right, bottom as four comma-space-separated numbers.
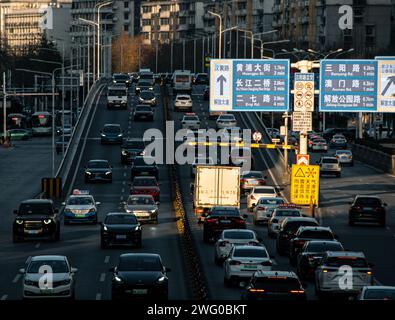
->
272, 0, 392, 57
0, 0, 71, 54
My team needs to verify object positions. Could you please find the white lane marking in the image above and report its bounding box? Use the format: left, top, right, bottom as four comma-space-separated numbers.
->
0, 295, 7, 300
123, 172, 127, 177
120, 196, 124, 201
386, 226, 390, 231
100, 273, 106, 282
121, 188, 125, 193
12, 274, 21, 283
35, 243, 40, 249
96, 293, 102, 300
104, 256, 110, 264
122, 181, 126, 185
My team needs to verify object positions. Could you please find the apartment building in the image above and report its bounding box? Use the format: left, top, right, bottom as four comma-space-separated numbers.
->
0, 0, 71, 54
272, 0, 392, 57
140, 0, 205, 44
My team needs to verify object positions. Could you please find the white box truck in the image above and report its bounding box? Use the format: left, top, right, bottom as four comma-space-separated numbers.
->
172, 70, 192, 95
193, 166, 240, 221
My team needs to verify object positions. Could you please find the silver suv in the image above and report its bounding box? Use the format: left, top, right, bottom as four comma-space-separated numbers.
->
317, 156, 341, 178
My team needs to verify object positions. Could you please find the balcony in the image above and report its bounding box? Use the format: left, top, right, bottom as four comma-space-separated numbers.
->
141, 25, 151, 32
141, 12, 152, 19
160, 25, 170, 32
160, 11, 170, 18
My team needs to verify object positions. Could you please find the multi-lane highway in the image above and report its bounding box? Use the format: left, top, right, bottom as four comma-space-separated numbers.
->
0, 80, 394, 300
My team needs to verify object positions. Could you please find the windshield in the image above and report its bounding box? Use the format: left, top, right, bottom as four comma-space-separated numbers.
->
19, 203, 53, 215
108, 90, 126, 96
211, 209, 240, 216
283, 221, 318, 232
306, 242, 343, 252
133, 178, 157, 186
87, 161, 109, 169
233, 248, 267, 258
325, 257, 368, 268
355, 197, 381, 206
140, 92, 155, 99
224, 231, 254, 240
184, 116, 198, 121
124, 141, 145, 149
133, 157, 155, 166
242, 172, 263, 179
105, 214, 138, 225
177, 96, 190, 100
67, 197, 93, 206
336, 150, 351, 155
322, 158, 338, 164
140, 73, 153, 79
220, 115, 235, 121
28, 260, 69, 273
259, 198, 284, 205
275, 209, 301, 217
114, 75, 128, 81
254, 188, 276, 194
138, 81, 151, 87
127, 196, 154, 205
299, 230, 334, 239
118, 256, 162, 271
32, 114, 51, 127
103, 126, 121, 133
364, 289, 395, 300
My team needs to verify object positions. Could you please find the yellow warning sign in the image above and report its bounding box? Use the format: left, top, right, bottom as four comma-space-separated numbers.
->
291, 164, 320, 205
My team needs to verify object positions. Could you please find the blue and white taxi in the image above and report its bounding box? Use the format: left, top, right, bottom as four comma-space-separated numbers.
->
62, 190, 100, 224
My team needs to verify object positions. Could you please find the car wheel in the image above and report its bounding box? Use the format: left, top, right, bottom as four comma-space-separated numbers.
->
337, 173, 341, 178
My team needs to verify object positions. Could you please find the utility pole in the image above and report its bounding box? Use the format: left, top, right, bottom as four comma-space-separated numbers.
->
2, 72, 6, 145
170, 41, 173, 73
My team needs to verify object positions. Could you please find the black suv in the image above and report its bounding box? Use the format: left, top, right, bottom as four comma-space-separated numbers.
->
203, 206, 248, 243
121, 139, 146, 164
349, 195, 387, 227
131, 156, 159, 180
13, 199, 60, 242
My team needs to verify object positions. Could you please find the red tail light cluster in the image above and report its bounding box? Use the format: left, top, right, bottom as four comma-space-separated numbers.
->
206, 218, 218, 224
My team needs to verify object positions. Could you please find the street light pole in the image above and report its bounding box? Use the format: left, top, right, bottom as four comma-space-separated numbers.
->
2, 72, 6, 145
208, 11, 222, 59
96, 1, 113, 80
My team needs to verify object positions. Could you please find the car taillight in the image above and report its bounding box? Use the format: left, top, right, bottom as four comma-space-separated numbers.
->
353, 206, 362, 211
206, 218, 218, 224
235, 219, 246, 225
376, 207, 384, 212
290, 290, 304, 294
229, 260, 241, 265
295, 240, 305, 247
240, 179, 246, 183
367, 271, 373, 275
249, 288, 265, 293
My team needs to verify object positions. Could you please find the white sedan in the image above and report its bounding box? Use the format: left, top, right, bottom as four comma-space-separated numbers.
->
311, 138, 328, 152
174, 94, 193, 112
335, 149, 354, 166
21, 255, 77, 299
223, 245, 272, 286
181, 113, 200, 130
216, 114, 237, 129
214, 229, 260, 265
246, 186, 278, 211
252, 197, 285, 225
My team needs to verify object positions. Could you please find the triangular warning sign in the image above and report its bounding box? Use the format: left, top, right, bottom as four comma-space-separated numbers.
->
294, 168, 305, 177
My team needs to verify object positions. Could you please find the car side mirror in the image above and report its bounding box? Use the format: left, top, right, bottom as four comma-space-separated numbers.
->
264, 176, 268, 180
239, 281, 247, 288
61, 202, 66, 206
156, 202, 160, 206
269, 255, 275, 259
348, 202, 352, 205
120, 201, 126, 206
301, 281, 308, 289
13, 209, 18, 214
257, 237, 263, 242
19, 268, 25, 274
98, 222, 103, 226
71, 268, 78, 273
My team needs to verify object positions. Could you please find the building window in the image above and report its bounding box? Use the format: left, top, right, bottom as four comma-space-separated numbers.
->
238, 2, 247, 10
143, 6, 152, 13
143, 32, 149, 39
124, 25, 129, 32
124, 13, 129, 20
142, 19, 151, 26
161, 4, 170, 11
160, 18, 169, 25
124, 1, 128, 8
161, 32, 169, 40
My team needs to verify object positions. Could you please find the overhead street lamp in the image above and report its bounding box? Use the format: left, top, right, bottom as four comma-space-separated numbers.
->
239, 29, 278, 58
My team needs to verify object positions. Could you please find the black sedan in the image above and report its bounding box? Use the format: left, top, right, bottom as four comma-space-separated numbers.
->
135, 81, 154, 95
110, 253, 170, 300
296, 240, 344, 280
131, 156, 158, 180
121, 139, 146, 164
138, 91, 156, 106
84, 159, 113, 183
349, 195, 387, 227
133, 105, 154, 121
100, 212, 142, 248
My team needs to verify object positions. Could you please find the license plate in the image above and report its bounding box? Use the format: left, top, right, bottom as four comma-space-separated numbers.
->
250, 180, 258, 185
27, 230, 40, 234
40, 289, 54, 294
220, 220, 231, 224
75, 215, 86, 218
132, 289, 148, 295
363, 207, 373, 212
243, 265, 258, 270
116, 235, 127, 240
141, 172, 149, 175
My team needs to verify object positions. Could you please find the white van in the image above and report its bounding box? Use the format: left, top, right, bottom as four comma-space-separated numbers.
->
107, 85, 128, 109
172, 70, 192, 95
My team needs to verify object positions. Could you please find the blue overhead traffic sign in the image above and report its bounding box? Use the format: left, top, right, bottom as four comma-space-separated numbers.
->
375, 57, 395, 113
210, 59, 290, 112
319, 59, 378, 112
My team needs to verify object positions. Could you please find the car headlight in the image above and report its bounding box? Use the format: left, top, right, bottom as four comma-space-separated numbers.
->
86, 171, 92, 175
103, 225, 108, 231
156, 276, 167, 283
134, 226, 141, 231
16, 219, 24, 225
122, 100, 127, 104
136, 87, 140, 91
122, 150, 128, 156
101, 133, 106, 137
105, 171, 112, 175
150, 209, 157, 214
59, 279, 71, 285
114, 276, 124, 283
113, 80, 116, 83
44, 219, 52, 225
118, 134, 123, 137
24, 279, 35, 286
